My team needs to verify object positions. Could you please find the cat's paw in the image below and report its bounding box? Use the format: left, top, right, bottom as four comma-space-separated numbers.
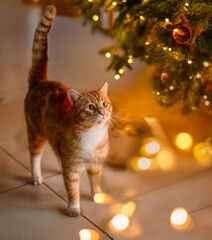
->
67, 207, 80, 217
33, 176, 44, 185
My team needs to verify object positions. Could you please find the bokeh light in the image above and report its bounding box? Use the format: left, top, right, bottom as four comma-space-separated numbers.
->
175, 132, 193, 150
79, 229, 91, 240
156, 150, 175, 170
93, 193, 111, 204
170, 208, 191, 229
138, 157, 151, 170
141, 141, 160, 156
193, 143, 211, 165
111, 214, 129, 231
121, 201, 136, 217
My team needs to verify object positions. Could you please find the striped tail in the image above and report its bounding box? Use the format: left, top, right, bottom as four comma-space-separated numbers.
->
28, 5, 56, 87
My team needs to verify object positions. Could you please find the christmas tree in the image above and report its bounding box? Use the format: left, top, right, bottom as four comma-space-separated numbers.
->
77, 0, 212, 113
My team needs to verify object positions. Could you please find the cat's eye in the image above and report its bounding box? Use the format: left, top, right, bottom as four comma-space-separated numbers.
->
102, 102, 108, 108
87, 104, 95, 111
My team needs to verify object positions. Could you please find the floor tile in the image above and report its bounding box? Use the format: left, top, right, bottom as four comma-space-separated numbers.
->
0, 148, 30, 193
0, 184, 111, 240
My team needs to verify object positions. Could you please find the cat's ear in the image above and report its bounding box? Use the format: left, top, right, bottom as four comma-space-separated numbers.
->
67, 89, 81, 106
99, 82, 108, 96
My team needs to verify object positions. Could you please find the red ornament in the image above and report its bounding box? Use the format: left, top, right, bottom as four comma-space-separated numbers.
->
172, 26, 192, 45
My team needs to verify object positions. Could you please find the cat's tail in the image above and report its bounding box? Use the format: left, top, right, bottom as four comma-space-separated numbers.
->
28, 5, 56, 87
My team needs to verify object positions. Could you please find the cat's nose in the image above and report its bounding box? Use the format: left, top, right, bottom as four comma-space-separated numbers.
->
98, 109, 105, 116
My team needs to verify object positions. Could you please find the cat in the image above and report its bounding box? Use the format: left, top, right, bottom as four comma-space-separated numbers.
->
24, 5, 112, 217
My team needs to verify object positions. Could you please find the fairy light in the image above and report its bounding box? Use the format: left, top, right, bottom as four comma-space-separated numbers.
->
196, 73, 201, 78
128, 58, 133, 64
175, 132, 193, 150
163, 47, 167, 51
193, 142, 210, 163
115, 74, 120, 80
169, 85, 174, 90
185, 2, 189, 7
145, 55, 149, 59
205, 101, 210, 106
122, 0, 127, 2
121, 201, 136, 217
111, 214, 129, 231
173, 28, 178, 33
156, 92, 160, 96
156, 150, 175, 170
203, 95, 207, 99
203, 61, 209, 67
187, 60, 192, 64
105, 52, 111, 58
170, 208, 190, 229
93, 193, 111, 204
88, 0, 93, 2
112, 1, 117, 6
93, 15, 99, 21
142, 141, 160, 155
165, 18, 170, 23
140, 15, 145, 21
137, 157, 151, 170
79, 229, 91, 240
168, 48, 172, 51
145, 41, 150, 45
119, 68, 124, 74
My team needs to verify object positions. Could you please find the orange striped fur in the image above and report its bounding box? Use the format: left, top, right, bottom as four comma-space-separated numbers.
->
24, 5, 112, 217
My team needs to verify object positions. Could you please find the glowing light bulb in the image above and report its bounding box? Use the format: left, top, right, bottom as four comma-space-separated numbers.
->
112, 1, 117, 6
196, 73, 201, 78
145, 41, 150, 45
175, 132, 193, 150
156, 150, 175, 170
105, 52, 111, 58
88, 0, 93, 2
128, 55, 133, 58
170, 208, 189, 228
203, 95, 207, 99
163, 47, 167, 51
187, 60, 192, 64
193, 143, 210, 163
140, 15, 145, 21
137, 157, 151, 170
169, 85, 174, 90
168, 48, 172, 51
173, 28, 178, 33
185, 2, 189, 7
111, 214, 129, 231
79, 229, 91, 240
121, 201, 136, 217
205, 101, 210, 106
119, 68, 124, 74
203, 61, 209, 67
114, 74, 120, 80
93, 15, 99, 21
165, 18, 169, 23
122, 0, 127, 2
128, 58, 133, 64
144, 141, 160, 155
156, 92, 160, 95
93, 193, 111, 204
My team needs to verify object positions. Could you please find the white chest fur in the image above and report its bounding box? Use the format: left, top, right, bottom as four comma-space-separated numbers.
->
80, 124, 107, 153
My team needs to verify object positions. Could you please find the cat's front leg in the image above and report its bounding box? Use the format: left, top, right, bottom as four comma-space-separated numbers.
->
62, 164, 81, 217
87, 163, 102, 199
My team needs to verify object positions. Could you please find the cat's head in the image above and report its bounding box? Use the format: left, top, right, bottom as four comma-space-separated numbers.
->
67, 82, 112, 128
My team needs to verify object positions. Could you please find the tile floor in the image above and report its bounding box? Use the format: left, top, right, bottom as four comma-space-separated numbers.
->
0, 0, 212, 239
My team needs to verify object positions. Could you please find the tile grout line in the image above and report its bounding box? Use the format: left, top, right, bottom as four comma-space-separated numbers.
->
122, 166, 212, 203
0, 182, 31, 195
0, 144, 30, 172
43, 182, 114, 240
190, 204, 212, 214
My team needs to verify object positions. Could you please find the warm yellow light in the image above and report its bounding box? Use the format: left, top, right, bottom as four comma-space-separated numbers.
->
205, 101, 210, 106
163, 47, 167, 51
203, 95, 207, 99
144, 141, 160, 155
168, 48, 172, 51
185, 2, 189, 6
193, 143, 210, 163
121, 201, 136, 217
170, 208, 190, 228
128, 58, 133, 64
156, 150, 175, 170
105, 52, 111, 58
156, 91, 160, 96
145, 41, 150, 45
137, 157, 151, 170
196, 73, 201, 78
93, 15, 99, 21
88, 0, 93, 2
112, 1, 117, 6
119, 68, 124, 74
173, 28, 178, 33
114, 74, 120, 80
165, 18, 170, 23
122, 0, 127, 2
93, 193, 111, 204
187, 60, 192, 64
111, 214, 129, 231
169, 85, 174, 90
79, 229, 91, 240
128, 54, 133, 58
140, 15, 145, 21
203, 61, 209, 67
175, 132, 193, 150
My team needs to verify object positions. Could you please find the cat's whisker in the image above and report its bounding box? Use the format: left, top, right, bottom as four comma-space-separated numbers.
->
110, 117, 123, 129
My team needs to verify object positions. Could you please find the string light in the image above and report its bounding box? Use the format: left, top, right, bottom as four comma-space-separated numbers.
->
119, 68, 124, 74
93, 15, 99, 21
163, 47, 167, 51
140, 15, 145, 21
203, 95, 207, 99
121, 201, 136, 217
187, 60, 192, 64
122, 0, 127, 2
168, 48, 172, 51
196, 73, 201, 78
185, 2, 189, 7
145, 41, 150, 45
88, 0, 93, 2
105, 52, 111, 58
112, 1, 117, 6
165, 18, 170, 23
203, 61, 209, 67
111, 214, 129, 231
93, 193, 111, 204
137, 157, 151, 170
128, 58, 133, 64
193, 142, 211, 163
141, 141, 160, 156
79, 229, 91, 240
205, 101, 210, 106
115, 74, 120, 80
175, 132, 193, 150
156, 92, 160, 96
170, 208, 191, 229
156, 150, 175, 170
169, 85, 174, 90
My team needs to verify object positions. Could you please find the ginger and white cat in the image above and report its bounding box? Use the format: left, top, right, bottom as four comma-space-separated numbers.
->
24, 5, 112, 217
